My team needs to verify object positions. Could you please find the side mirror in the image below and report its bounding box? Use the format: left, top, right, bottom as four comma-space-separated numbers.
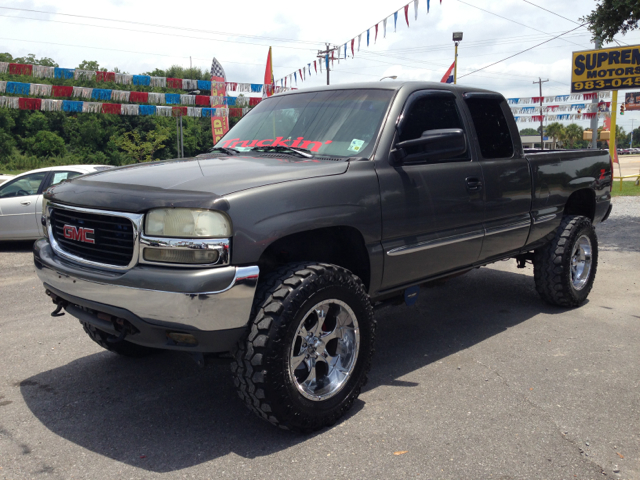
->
391, 128, 467, 165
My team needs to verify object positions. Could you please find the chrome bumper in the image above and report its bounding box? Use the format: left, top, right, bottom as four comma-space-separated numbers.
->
33, 238, 259, 332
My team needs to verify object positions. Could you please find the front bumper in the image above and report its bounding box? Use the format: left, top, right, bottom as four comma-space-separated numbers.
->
33, 238, 259, 352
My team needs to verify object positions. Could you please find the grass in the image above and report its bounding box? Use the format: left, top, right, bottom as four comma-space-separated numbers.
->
612, 180, 640, 196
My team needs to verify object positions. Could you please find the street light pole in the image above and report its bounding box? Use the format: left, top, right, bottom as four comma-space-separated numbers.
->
452, 32, 463, 84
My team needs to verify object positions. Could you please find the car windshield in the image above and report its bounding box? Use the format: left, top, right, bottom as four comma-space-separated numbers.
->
214, 89, 394, 158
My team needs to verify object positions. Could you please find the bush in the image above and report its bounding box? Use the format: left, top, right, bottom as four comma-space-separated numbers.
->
23, 131, 66, 157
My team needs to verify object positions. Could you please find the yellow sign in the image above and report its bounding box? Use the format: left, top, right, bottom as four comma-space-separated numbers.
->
571, 45, 640, 93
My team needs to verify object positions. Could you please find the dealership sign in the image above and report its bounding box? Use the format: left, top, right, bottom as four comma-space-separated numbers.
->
572, 45, 640, 93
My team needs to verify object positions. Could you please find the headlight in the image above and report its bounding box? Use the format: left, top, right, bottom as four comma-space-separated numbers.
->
145, 208, 231, 238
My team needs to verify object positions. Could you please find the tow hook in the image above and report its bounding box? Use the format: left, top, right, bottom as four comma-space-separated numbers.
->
46, 290, 67, 317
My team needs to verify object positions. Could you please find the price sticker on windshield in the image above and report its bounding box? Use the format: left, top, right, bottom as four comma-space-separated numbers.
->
348, 139, 365, 153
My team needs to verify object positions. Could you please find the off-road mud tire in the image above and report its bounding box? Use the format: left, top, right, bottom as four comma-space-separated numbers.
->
231, 262, 375, 432
534, 215, 598, 307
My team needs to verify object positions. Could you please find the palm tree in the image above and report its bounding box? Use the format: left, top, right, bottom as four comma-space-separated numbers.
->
545, 122, 566, 149
564, 123, 584, 148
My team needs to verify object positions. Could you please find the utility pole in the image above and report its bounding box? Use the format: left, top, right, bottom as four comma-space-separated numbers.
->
317, 43, 339, 86
590, 37, 602, 149
533, 77, 549, 150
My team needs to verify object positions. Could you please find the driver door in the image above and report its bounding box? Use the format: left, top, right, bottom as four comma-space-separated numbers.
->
0, 171, 49, 240
377, 90, 486, 290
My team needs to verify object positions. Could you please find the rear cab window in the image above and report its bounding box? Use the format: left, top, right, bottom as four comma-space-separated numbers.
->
464, 97, 514, 159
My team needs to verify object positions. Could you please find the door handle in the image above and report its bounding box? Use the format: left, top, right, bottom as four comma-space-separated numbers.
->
466, 177, 483, 191
20, 200, 31, 206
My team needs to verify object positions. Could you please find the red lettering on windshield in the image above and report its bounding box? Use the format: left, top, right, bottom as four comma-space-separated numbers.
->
301, 140, 322, 152
271, 137, 291, 147
222, 138, 239, 148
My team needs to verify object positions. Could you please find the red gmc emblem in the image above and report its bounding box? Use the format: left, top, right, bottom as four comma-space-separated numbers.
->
63, 225, 95, 244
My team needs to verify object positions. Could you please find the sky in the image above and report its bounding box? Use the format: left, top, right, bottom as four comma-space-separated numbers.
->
1, 0, 640, 135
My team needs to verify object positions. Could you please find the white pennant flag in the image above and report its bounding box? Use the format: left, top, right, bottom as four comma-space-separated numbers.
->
383, 18, 387, 38
414, 0, 419, 20
358, 34, 361, 51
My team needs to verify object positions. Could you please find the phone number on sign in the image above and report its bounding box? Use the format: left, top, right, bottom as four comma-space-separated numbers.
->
573, 76, 640, 92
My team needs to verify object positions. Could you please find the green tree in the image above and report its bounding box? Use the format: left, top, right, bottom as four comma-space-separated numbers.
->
78, 60, 101, 71
545, 122, 566, 148
0, 52, 12, 63
23, 131, 66, 157
11, 53, 58, 67
615, 124, 627, 143
116, 129, 169, 163
519, 128, 539, 136
582, 0, 640, 42
564, 123, 584, 148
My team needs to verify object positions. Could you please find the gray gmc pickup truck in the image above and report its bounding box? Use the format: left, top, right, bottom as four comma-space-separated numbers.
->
33, 82, 613, 432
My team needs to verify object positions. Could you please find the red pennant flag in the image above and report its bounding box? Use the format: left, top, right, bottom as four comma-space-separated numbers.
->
404, 4, 410, 26
440, 61, 455, 83
375, 24, 379, 42
331, 51, 335, 66
264, 47, 274, 97
314, 61, 317, 73
351, 39, 355, 57
299, 68, 303, 81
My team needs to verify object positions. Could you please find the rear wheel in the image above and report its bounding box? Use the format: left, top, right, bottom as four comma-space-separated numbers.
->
533, 215, 598, 307
231, 262, 375, 432
81, 322, 158, 357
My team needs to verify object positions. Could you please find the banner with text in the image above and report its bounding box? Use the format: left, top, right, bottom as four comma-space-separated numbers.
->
572, 45, 640, 93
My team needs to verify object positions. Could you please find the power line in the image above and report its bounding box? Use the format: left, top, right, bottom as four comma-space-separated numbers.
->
456, 0, 585, 48
0, 36, 308, 72
520, 0, 629, 46
521, 0, 582, 25
0, 6, 326, 47
0, 14, 319, 52
459, 23, 586, 79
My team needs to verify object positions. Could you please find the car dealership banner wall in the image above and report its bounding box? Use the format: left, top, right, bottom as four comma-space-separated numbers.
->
572, 45, 640, 93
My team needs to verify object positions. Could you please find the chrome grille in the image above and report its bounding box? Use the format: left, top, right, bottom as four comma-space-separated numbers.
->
50, 207, 135, 267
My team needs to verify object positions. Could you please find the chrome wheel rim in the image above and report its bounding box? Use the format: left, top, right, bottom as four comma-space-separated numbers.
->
288, 299, 360, 401
570, 235, 592, 290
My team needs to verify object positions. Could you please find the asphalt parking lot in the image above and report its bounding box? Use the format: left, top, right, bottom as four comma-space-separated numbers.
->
1, 197, 638, 480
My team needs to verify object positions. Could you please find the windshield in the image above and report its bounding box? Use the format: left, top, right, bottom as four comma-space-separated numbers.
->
215, 89, 394, 158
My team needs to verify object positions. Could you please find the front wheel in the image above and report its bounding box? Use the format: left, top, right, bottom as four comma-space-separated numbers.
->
534, 215, 598, 307
231, 262, 375, 432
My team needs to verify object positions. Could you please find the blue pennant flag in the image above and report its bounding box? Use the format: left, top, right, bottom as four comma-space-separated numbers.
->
367, 29, 370, 46
139, 105, 156, 116
445, 75, 453, 84
325, 54, 329, 70
394, 11, 398, 32
294, 72, 297, 83
427, 0, 430, 12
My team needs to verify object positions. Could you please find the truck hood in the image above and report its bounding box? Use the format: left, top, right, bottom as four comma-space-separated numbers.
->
45, 155, 349, 213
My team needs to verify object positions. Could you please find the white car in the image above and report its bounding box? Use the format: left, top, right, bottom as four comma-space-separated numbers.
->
0, 165, 111, 240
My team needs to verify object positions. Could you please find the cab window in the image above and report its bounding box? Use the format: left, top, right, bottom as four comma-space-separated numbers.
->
397, 93, 468, 161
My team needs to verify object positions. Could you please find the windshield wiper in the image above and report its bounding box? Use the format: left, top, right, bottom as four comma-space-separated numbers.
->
248, 146, 313, 158
208, 147, 240, 155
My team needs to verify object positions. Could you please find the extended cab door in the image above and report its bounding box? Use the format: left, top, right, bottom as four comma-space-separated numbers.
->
377, 90, 485, 291
462, 93, 532, 261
